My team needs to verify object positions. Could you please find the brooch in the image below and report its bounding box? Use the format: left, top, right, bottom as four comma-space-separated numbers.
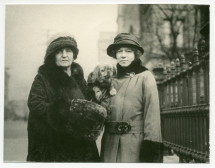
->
109, 87, 117, 96
130, 72, 135, 78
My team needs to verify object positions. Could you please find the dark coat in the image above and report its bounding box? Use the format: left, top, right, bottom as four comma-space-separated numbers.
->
27, 62, 100, 162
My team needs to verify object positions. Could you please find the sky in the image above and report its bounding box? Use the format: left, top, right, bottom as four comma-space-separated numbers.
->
5, 5, 118, 100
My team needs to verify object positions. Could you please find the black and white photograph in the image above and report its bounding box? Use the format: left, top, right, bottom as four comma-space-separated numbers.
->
0, 0, 214, 167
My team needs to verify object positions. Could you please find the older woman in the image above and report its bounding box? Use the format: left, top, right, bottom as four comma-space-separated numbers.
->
100, 33, 163, 162
27, 36, 101, 162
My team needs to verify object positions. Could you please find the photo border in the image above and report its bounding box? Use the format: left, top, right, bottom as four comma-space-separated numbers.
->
0, 0, 214, 168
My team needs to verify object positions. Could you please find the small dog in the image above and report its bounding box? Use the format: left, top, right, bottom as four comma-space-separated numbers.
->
87, 64, 116, 110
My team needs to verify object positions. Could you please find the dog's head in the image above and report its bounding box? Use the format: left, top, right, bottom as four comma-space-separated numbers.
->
90, 64, 116, 84
87, 64, 116, 101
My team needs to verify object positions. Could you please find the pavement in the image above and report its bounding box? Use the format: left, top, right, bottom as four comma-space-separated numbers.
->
163, 154, 179, 163
4, 120, 179, 163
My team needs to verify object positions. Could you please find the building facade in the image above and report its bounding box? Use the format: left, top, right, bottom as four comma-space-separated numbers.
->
117, 4, 205, 70
97, 32, 117, 65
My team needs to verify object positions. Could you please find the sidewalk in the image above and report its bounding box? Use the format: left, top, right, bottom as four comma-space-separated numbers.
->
4, 121, 180, 163
163, 154, 179, 163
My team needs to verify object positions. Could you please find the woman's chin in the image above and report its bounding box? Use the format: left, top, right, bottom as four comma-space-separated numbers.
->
58, 64, 71, 68
120, 63, 130, 67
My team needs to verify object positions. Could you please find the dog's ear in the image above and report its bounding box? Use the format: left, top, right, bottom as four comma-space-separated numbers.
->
112, 65, 117, 77
91, 66, 101, 83
107, 64, 117, 77
87, 72, 94, 84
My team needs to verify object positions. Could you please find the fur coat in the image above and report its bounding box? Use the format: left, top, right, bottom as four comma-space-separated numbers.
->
27, 62, 100, 162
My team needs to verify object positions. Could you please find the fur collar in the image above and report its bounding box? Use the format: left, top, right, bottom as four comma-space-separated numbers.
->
38, 62, 86, 97
117, 59, 148, 78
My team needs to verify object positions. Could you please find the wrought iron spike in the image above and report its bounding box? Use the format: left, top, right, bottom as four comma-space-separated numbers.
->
163, 66, 167, 80
163, 66, 167, 75
171, 61, 175, 70
166, 65, 171, 79
158, 62, 163, 68
193, 47, 200, 65
171, 61, 175, 76
166, 65, 171, 73
181, 54, 185, 63
200, 39, 206, 56
180, 54, 187, 71
176, 58, 181, 73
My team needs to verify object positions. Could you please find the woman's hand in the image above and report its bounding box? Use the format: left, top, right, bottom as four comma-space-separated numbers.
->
139, 140, 164, 163
93, 86, 103, 101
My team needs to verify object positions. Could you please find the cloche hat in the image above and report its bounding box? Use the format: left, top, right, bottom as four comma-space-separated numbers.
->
44, 36, 79, 62
107, 33, 144, 58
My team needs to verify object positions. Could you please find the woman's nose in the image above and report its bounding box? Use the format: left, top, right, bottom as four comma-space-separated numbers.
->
120, 52, 126, 58
62, 50, 67, 57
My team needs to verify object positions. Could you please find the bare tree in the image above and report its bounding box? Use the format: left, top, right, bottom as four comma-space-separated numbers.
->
154, 4, 200, 61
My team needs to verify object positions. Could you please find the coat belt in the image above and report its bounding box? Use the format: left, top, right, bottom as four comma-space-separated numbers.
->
106, 121, 144, 134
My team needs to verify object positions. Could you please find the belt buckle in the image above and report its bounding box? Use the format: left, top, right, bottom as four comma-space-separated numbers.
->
115, 122, 131, 134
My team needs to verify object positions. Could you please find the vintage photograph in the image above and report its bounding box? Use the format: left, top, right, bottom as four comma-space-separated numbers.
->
2, 2, 210, 165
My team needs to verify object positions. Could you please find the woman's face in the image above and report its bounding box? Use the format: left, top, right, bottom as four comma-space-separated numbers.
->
55, 48, 74, 68
116, 47, 135, 67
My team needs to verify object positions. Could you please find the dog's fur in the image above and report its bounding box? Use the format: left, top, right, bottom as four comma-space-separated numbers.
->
86, 64, 116, 108
90, 64, 116, 84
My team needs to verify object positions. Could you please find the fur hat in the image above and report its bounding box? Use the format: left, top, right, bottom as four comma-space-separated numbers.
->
107, 33, 144, 58
44, 36, 79, 62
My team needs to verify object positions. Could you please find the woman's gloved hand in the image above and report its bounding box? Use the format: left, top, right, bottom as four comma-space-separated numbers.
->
139, 140, 164, 163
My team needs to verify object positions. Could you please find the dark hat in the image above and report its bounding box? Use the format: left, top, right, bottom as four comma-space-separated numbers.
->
107, 33, 144, 58
44, 36, 79, 62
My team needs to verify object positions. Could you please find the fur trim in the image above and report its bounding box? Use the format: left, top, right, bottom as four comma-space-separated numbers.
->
117, 59, 148, 78
38, 62, 86, 99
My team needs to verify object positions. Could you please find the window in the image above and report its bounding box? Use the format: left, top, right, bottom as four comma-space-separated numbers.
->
163, 20, 171, 47
163, 19, 184, 48
176, 20, 184, 48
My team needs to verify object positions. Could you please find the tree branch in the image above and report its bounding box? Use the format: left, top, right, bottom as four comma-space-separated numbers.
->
156, 5, 170, 19
155, 26, 171, 60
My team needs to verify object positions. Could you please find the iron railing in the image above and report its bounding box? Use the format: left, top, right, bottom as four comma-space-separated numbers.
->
153, 41, 209, 162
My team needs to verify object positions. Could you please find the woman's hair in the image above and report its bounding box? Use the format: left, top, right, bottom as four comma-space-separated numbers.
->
44, 51, 57, 67
112, 45, 142, 59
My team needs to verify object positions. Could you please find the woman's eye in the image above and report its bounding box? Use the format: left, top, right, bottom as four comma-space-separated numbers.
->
65, 48, 72, 52
56, 50, 62, 54
126, 50, 132, 52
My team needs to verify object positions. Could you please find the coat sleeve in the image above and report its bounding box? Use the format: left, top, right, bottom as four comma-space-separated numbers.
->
142, 71, 162, 142
28, 74, 52, 117
139, 71, 163, 162
28, 74, 70, 133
